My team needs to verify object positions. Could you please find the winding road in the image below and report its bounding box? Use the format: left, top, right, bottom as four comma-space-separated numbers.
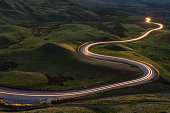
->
0, 18, 163, 104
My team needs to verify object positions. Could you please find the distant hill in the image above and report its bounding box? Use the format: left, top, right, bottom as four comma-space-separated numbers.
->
0, 0, 100, 24
73, 0, 170, 17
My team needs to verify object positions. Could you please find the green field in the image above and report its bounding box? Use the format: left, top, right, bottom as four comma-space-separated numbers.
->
0, 24, 142, 91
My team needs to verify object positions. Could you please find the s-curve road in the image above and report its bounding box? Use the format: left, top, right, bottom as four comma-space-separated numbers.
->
0, 18, 163, 104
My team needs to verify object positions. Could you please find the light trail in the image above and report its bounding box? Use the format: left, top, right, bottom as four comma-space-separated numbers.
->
0, 18, 163, 104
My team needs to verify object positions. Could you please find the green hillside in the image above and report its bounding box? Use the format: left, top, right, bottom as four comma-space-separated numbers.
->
0, 0, 100, 24
0, 24, 141, 91
0, 0, 169, 112
90, 22, 170, 82
0, 25, 29, 48
73, 0, 170, 20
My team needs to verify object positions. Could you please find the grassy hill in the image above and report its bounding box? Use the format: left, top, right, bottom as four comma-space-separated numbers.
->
0, 0, 100, 24
73, 0, 170, 21
0, 25, 29, 48
0, 0, 169, 112
0, 24, 141, 91
90, 22, 170, 82
65, 93, 170, 113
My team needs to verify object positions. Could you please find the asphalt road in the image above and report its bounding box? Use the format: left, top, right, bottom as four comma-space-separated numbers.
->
0, 21, 163, 104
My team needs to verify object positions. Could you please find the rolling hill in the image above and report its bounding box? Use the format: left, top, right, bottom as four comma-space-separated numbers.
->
0, 0, 100, 24
73, 0, 170, 19
0, 0, 169, 112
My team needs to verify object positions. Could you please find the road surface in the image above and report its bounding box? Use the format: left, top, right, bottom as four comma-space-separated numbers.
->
0, 20, 163, 104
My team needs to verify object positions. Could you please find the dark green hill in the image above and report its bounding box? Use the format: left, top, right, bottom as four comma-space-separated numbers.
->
0, 0, 100, 24
0, 43, 141, 90
73, 0, 170, 19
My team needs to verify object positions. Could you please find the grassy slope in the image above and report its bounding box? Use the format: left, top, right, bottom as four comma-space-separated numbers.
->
0, 25, 29, 46
73, 0, 170, 18
0, 71, 48, 88
18, 107, 95, 113
90, 22, 170, 82
0, 100, 48, 112
11, 94, 170, 113
0, 24, 141, 91
67, 93, 170, 113
125, 29, 170, 81
0, 0, 99, 24
122, 23, 146, 39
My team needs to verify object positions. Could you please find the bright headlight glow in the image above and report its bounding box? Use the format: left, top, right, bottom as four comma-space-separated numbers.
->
146, 17, 151, 23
